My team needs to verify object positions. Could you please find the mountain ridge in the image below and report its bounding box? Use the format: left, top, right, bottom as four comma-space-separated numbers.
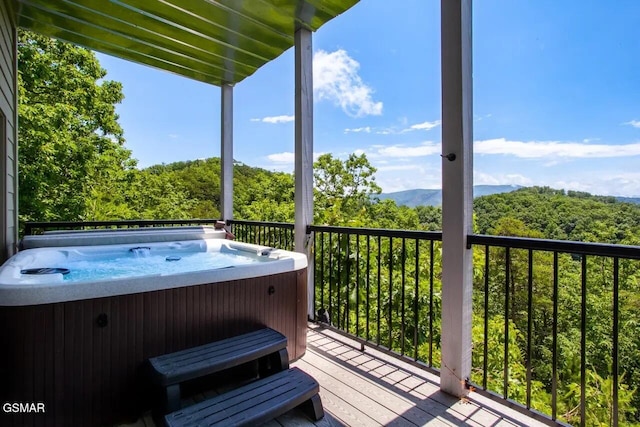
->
378, 185, 523, 207
378, 185, 640, 207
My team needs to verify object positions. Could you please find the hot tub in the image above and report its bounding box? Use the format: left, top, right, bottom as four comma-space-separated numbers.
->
0, 227, 308, 426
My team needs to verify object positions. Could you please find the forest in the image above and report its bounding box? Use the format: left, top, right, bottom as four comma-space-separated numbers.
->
17, 31, 640, 425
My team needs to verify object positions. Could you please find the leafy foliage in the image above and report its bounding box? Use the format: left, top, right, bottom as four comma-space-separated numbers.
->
314, 153, 381, 225
18, 30, 133, 222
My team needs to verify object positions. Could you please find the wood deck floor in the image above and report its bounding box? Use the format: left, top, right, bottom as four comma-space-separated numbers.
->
121, 324, 548, 427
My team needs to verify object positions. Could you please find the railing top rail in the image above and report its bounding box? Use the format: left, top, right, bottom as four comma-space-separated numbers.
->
24, 219, 220, 235
226, 219, 295, 229
468, 233, 640, 260
309, 224, 443, 240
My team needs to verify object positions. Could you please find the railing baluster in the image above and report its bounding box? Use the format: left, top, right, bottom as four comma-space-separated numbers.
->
366, 235, 371, 342
389, 236, 393, 350
429, 240, 434, 367
337, 233, 342, 329
613, 257, 619, 427
313, 229, 318, 318
580, 255, 587, 427
345, 234, 351, 332
356, 235, 360, 338
329, 232, 333, 326
526, 249, 533, 409
377, 235, 382, 346
401, 238, 406, 356
483, 245, 489, 390
320, 231, 325, 316
414, 238, 419, 361
552, 251, 558, 420
504, 246, 510, 399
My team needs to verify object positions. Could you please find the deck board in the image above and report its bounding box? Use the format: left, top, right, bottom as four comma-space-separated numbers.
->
118, 324, 550, 427
293, 325, 548, 427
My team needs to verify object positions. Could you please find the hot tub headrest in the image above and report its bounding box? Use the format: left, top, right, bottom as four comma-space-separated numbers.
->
20, 226, 226, 250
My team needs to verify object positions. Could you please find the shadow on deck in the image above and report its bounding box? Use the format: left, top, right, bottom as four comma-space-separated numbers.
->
121, 324, 548, 427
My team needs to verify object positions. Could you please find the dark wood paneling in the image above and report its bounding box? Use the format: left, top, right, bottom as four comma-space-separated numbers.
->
295, 269, 308, 359
0, 270, 307, 426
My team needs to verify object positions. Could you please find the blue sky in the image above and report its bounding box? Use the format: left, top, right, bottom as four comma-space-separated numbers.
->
96, 0, 640, 197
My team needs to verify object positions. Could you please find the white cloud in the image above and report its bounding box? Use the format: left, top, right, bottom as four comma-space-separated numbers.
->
474, 171, 532, 186
265, 151, 325, 169
168, 134, 180, 139
554, 173, 640, 197
349, 119, 440, 135
623, 120, 640, 128
474, 113, 492, 122
252, 115, 294, 124
350, 142, 441, 161
374, 141, 440, 158
375, 169, 441, 193
472, 171, 640, 198
344, 127, 372, 134
313, 49, 383, 117
402, 120, 441, 133
376, 164, 421, 172
266, 152, 294, 164
475, 138, 640, 158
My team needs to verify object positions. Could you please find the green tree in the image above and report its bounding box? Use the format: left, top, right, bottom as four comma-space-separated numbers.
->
18, 30, 133, 223
314, 153, 381, 225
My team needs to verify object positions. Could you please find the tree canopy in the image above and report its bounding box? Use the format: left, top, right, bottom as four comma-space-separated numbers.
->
18, 30, 134, 222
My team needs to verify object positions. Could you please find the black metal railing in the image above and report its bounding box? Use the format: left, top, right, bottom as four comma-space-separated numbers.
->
227, 220, 294, 251
467, 234, 640, 427
309, 225, 443, 371
23, 219, 221, 235
20, 219, 640, 425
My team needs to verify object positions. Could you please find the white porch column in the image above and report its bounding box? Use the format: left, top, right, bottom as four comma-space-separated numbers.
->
440, 0, 473, 396
294, 28, 314, 318
220, 83, 233, 220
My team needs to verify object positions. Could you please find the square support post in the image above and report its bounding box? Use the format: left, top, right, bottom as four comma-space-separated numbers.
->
440, 0, 473, 396
221, 83, 234, 220
294, 28, 315, 318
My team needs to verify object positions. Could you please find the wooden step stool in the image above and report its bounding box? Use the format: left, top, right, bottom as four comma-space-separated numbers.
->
146, 328, 289, 414
164, 367, 324, 426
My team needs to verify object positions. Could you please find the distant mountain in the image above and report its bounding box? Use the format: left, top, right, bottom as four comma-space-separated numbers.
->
378, 185, 523, 207
616, 196, 640, 205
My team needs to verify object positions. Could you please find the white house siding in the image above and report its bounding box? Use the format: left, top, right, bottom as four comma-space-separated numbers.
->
0, 0, 17, 262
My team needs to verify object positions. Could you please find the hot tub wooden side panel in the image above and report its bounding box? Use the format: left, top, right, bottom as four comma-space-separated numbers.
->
0, 269, 307, 427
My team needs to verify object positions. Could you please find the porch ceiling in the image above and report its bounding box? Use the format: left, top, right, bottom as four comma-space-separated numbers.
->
14, 0, 358, 86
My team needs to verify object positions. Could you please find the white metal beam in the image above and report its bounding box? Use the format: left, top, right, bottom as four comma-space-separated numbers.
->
220, 83, 233, 220
294, 28, 314, 318
440, 0, 473, 396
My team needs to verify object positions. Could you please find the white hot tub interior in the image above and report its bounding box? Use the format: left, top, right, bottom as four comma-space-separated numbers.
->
0, 227, 307, 305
